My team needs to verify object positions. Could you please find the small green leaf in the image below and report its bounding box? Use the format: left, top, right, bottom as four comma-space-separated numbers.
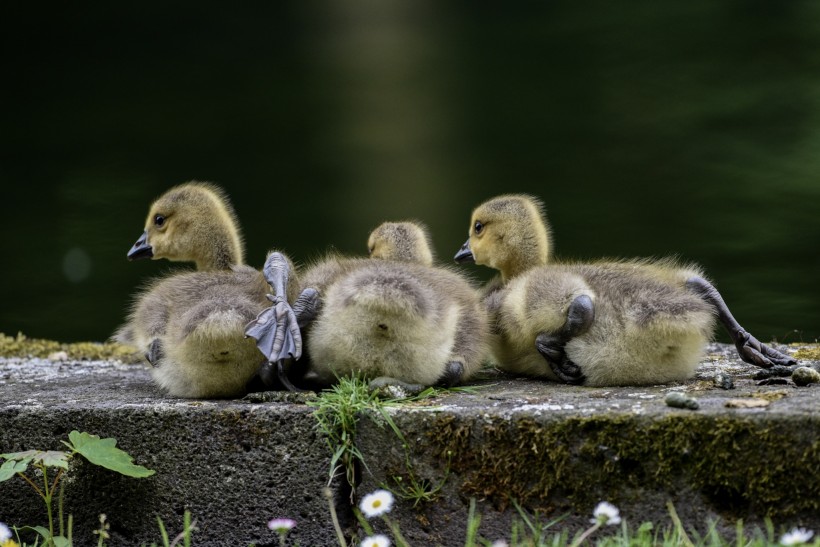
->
0, 459, 29, 481
2, 449, 69, 469
17, 525, 52, 540
37, 450, 70, 469
66, 431, 155, 478
1, 449, 40, 461
52, 536, 71, 547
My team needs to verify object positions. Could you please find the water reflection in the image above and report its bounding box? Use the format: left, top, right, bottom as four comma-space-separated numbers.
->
1, 2, 818, 343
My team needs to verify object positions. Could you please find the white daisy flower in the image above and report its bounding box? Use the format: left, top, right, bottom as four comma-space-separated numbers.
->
591, 501, 621, 526
267, 518, 296, 533
360, 534, 391, 547
0, 522, 11, 541
359, 489, 395, 518
491, 541, 509, 547
780, 527, 814, 545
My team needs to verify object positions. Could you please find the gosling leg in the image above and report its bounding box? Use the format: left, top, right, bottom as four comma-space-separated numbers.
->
535, 294, 594, 385
436, 307, 486, 387
685, 276, 795, 368
436, 361, 465, 387
247, 356, 308, 392
245, 252, 303, 390
293, 287, 321, 328
275, 287, 322, 392
261, 251, 302, 362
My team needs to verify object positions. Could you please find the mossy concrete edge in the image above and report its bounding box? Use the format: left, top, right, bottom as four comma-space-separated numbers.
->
355, 343, 820, 546
1, 340, 818, 546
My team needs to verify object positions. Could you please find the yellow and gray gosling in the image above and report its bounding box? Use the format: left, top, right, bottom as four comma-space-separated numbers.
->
269, 221, 489, 392
454, 194, 794, 386
116, 182, 300, 397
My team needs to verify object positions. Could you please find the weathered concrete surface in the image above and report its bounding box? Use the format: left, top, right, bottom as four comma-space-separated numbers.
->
357, 343, 820, 545
1, 343, 818, 546
0, 357, 343, 547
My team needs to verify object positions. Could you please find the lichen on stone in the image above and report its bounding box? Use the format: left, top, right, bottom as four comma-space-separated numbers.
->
0, 331, 136, 361
793, 347, 820, 361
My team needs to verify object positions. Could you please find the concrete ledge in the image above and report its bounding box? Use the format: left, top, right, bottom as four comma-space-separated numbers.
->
357, 344, 820, 544
0, 358, 343, 546
2, 343, 819, 546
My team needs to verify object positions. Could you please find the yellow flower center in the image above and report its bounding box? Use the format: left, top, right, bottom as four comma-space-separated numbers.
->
373, 500, 381, 508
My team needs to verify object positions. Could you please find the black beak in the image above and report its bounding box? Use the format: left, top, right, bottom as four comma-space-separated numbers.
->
127, 231, 154, 261
454, 239, 475, 263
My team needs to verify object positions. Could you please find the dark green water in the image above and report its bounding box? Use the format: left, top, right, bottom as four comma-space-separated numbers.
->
2, 2, 818, 343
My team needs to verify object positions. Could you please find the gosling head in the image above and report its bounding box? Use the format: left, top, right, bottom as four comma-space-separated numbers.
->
454, 194, 551, 281
127, 182, 244, 271
367, 221, 434, 266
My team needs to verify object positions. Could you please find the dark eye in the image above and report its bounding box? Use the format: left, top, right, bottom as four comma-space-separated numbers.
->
154, 214, 166, 227
474, 221, 484, 235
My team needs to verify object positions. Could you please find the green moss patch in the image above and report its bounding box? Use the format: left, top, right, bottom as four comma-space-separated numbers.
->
428, 413, 820, 520
793, 346, 820, 361
0, 332, 136, 361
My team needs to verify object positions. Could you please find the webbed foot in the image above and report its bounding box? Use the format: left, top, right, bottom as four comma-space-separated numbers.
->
536, 333, 586, 385
686, 276, 796, 369
245, 294, 302, 363
145, 338, 163, 367
733, 329, 796, 368
245, 252, 303, 391
533, 294, 593, 385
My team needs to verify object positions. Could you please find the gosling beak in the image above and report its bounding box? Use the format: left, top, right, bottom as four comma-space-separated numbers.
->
127, 231, 154, 261
454, 239, 475, 263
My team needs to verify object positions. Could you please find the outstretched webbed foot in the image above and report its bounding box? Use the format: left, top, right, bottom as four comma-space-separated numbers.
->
245, 252, 303, 391
534, 294, 594, 385
245, 294, 302, 363
685, 276, 796, 369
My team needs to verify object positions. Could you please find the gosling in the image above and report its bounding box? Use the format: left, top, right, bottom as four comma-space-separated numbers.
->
116, 182, 300, 397
252, 221, 489, 391
454, 194, 795, 386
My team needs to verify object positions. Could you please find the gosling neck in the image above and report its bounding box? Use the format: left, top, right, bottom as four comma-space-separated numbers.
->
499, 245, 550, 283
194, 232, 244, 271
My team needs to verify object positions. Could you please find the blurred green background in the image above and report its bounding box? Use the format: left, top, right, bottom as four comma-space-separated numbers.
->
2, 1, 818, 343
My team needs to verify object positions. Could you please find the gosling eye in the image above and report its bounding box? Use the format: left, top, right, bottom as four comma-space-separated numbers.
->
368, 246, 374, 255
154, 214, 166, 227
474, 221, 484, 235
